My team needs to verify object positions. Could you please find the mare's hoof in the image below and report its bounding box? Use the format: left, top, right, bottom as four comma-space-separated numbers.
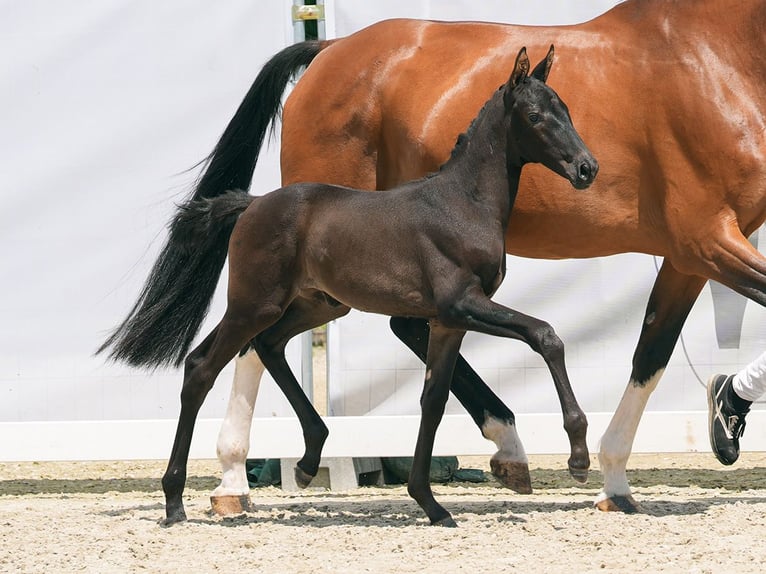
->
432, 516, 458, 528
595, 494, 642, 514
210, 494, 253, 516
490, 458, 533, 494
294, 465, 315, 489
568, 465, 589, 484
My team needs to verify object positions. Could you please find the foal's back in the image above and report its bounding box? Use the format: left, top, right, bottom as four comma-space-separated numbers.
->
229, 177, 505, 318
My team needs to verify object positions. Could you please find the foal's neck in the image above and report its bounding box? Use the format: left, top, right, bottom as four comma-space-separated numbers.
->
438, 90, 520, 225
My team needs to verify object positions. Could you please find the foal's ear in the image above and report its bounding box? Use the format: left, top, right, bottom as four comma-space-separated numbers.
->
509, 47, 530, 88
531, 45, 554, 83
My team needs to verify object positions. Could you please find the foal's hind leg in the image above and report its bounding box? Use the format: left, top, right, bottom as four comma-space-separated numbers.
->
390, 317, 531, 493
252, 296, 351, 488
209, 347, 265, 515
212, 296, 349, 514
407, 322, 465, 526
438, 288, 589, 482
162, 309, 280, 525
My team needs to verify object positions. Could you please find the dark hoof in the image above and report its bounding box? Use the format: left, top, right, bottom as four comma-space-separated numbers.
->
490, 458, 533, 494
595, 494, 642, 514
431, 516, 458, 527
161, 508, 187, 527
568, 465, 589, 484
294, 465, 315, 489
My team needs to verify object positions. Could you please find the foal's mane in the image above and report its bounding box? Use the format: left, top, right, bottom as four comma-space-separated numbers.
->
422, 82, 509, 183
446, 84, 506, 164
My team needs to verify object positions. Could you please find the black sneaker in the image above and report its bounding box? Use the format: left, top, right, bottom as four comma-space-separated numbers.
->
707, 374, 749, 465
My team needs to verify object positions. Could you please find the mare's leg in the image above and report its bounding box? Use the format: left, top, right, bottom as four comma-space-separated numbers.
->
438, 288, 589, 481
162, 308, 281, 525
598, 221, 766, 512
596, 261, 707, 512
209, 346, 264, 513
407, 322, 465, 527
252, 296, 350, 488
390, 316, 531, 492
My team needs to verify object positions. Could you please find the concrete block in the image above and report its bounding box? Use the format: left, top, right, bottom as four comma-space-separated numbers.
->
280, 457, 384, 491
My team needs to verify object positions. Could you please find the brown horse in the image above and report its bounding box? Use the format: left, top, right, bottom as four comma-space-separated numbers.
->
104, 0, 766, 514
113, 48, 597, 525
279, 0, 766, 513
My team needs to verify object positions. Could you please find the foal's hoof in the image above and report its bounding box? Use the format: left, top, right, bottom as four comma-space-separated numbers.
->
431, 516, 458, 528
490, 458, 533, 494
568, 464, 589, 484
210, 494, 253, 516
161, 508, 188, 527
294, 465, 315, 489
595, 494, 642, 514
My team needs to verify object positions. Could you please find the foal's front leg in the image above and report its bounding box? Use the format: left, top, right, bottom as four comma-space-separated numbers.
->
407, 322, 465, 527
440, 288, 589, 482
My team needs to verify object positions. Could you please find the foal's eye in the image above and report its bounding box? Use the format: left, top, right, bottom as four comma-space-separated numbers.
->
528, 112, 540, 123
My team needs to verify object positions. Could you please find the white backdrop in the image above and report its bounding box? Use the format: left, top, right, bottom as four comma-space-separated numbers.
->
0, 1, 299, 431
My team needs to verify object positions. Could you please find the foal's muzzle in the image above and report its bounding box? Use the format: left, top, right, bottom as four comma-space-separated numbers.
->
573, 157, 598, 189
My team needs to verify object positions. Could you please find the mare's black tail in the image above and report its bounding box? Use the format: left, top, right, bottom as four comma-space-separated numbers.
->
98, 191, 255, 368
98, 41, 325, 369
191, 41, 325, 200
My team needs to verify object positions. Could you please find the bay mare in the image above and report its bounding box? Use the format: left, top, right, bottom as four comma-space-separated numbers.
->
108, 48, 597, 525
106, 0, 766, 514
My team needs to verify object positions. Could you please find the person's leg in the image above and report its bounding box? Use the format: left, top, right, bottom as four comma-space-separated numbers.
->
707, 351, 766, 465
732, 351, 766, 402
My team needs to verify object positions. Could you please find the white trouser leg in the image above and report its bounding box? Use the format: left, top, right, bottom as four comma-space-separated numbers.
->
732, 350, 766, 402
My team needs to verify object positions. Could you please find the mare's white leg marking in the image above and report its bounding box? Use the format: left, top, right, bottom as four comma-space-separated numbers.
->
482, 414, 528, 464
596, 370, 663, 504
211, 349, 265, 497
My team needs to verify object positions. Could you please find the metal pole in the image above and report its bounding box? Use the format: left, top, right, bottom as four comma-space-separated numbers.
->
293, 0, 327, 405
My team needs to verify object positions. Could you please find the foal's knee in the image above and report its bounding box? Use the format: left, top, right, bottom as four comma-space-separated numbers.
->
530, 321, 565, 359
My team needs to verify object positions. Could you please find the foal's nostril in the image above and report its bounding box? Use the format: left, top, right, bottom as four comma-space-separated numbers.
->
578, 162, 592, 181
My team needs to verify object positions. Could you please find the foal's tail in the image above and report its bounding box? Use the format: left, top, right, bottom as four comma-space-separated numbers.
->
98, 190, 254, 368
